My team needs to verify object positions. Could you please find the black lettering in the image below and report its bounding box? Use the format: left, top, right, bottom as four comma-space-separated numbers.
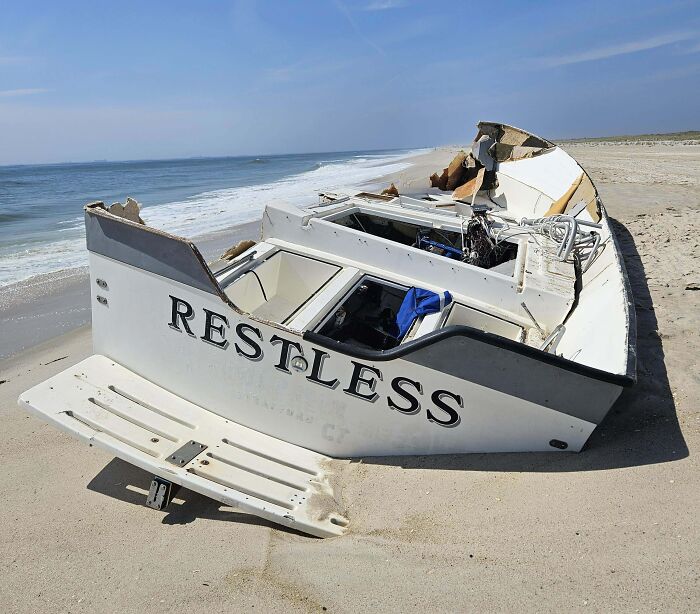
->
235, 323, 263, 360
427, 390, 463, 428
200, 308, 229, 348
168, 295, 195, 336
387, 377, 422, 415
343, 361, 382, 402
306, 348, 339, 389
270, 335, 303, 373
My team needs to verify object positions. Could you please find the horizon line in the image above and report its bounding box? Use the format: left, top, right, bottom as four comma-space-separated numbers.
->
0, 145, 434, 170
1, 128, 697, 168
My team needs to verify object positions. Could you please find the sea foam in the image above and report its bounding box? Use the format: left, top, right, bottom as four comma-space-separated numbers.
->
0, 150, 423, 287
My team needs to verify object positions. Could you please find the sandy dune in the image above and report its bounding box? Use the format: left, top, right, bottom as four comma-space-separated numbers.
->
1, 142, 698, 612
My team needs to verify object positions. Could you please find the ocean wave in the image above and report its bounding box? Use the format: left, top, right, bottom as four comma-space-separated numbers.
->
0, 235, 89, 287
0, 149, 426, 287
0, 179, 33, 187
0, 212, 32, 224
143, 152, 418, 238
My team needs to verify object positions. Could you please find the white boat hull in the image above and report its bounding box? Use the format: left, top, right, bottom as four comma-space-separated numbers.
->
18, 121, 636, 536
78, 251, 619, 456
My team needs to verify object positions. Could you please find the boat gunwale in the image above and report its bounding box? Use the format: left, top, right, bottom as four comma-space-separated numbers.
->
597, 204, 638, 387
304, 322, 635, 388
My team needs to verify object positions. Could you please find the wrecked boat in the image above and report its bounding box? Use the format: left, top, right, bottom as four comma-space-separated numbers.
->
19, 122, 636, 537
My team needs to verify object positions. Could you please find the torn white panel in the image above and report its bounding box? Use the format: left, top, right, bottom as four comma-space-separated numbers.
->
498, 147, 582, 201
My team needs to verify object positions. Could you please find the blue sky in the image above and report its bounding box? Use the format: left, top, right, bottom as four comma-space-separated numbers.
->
1, 0, 699, 164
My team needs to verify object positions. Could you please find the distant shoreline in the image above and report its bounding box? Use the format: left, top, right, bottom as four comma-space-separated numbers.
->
0, 146, 426, 170
3, 131, 698, 167
558, 130, 700, 144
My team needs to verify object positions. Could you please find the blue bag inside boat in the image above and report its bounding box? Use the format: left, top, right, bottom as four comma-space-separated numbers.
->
396, 288, 453, 339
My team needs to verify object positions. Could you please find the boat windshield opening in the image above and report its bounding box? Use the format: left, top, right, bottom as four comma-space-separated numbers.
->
330, 211, 518, 274
315, 276, 409, 351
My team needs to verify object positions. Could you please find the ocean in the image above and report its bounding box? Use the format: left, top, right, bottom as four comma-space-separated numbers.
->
0, 149, 423, 288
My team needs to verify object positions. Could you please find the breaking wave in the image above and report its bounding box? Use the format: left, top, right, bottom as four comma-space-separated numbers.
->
0, 149, 425, 287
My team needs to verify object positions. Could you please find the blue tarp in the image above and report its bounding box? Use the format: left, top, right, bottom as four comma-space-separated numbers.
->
396, 287, 453, 339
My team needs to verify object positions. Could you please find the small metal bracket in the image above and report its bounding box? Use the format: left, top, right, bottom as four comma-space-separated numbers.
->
96, 278, 108, 290
96, 295, 108, 306
145, 476, 180, 510
166, 440, 207, 466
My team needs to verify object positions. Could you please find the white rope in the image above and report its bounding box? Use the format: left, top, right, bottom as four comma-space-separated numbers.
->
516, 215, 605, 272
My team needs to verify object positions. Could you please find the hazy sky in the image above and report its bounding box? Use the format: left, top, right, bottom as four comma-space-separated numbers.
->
1, 0, 699, 165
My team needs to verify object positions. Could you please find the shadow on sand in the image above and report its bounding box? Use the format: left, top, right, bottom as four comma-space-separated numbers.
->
363, 217, 688, 472
87, 458, 298, 532
87, 218, 687, 524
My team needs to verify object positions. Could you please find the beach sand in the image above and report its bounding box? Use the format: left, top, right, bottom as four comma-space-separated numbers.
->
1, 143, 698, 612
0, 221, 261, 359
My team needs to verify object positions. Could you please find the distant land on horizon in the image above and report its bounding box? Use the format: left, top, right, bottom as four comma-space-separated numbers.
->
0, 147, 414, 169
559, 130, 700, 143
2, 131, 698, 169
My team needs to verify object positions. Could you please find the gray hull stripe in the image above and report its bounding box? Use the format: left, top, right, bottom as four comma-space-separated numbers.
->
85, 209, 219, 295
306, 331, 622, 424
402, 336, 621, 424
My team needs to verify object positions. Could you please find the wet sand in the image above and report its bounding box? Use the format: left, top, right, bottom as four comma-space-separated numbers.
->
1, 142, 699, 612
0, 221, 261, 359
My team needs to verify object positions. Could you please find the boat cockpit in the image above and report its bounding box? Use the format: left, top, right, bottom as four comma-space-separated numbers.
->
208, 193, 579, 355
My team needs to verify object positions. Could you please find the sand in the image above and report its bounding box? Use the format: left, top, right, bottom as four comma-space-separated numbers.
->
0, 221, 260, 359
1, 143, 699, 612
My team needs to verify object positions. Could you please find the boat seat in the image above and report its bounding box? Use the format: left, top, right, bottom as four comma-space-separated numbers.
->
225, 250, 341, 324
407, 310, 444, 341
252, 296, 298, 322
401, 310, 446, 343
445, 303, 523, 341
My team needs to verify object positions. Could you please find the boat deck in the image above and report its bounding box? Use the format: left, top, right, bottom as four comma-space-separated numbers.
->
209, 194, 579, 353
19, 355, 349, 538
